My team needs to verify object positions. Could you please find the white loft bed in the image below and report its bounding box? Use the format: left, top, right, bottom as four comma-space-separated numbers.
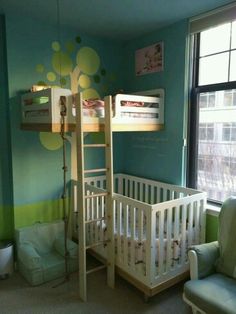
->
21, 87, 164, 132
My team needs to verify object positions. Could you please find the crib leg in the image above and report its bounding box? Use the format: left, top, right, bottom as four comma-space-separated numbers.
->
144, 293, 149, 303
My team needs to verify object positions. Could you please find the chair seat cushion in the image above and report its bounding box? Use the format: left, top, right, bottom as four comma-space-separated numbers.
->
184, 273, 236, 314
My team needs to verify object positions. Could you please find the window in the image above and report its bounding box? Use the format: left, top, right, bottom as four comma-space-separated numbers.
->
199, 92, 215, 108
199, 123, 214, 141
222, 122, 236, 141
188, 19, 236, 204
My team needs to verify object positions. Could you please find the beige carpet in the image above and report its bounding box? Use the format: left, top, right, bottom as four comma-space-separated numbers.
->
0, 268, 192, 314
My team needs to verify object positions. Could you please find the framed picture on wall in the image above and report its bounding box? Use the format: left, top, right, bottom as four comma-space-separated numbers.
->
135, 42, 164, 76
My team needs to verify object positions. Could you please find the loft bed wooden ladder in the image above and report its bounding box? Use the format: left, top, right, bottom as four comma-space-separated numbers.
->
75, 93, 115, 301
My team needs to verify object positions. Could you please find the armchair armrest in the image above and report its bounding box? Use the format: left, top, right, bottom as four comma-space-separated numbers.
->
53, 237, 78, 258
188, 241, 219, 280
18, 243, 42, 270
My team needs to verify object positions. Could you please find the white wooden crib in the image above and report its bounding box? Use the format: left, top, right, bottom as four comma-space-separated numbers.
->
71, 173, 206, 299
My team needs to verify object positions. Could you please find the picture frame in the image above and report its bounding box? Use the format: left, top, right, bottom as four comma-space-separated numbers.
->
135, 42, 164, 76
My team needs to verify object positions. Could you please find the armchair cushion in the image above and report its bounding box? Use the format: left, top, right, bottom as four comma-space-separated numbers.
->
53, 236, 78, 258
15, 220, 78, 285
216, 197, 236, 279
184, 273, 236, 314
189, 241, 219, 279
18, 243, 42, 270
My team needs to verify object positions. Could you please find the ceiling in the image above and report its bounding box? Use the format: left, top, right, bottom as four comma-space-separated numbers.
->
0, 0, 235, 40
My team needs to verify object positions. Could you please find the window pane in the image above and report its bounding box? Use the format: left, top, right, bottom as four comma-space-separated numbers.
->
197, 91, 236, 202
209, 93, 215, 107
230, 50, 236, 81
224, 90, 233, 106
199, 52, 229, 85
200, 23, 231, 56
232, 21, 236, 49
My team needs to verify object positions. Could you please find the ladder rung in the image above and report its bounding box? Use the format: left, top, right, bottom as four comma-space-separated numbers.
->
86, 265, 106, 275
85, 217, 105, 224
84, 168, 107, 174
83, 144, 107, 148
84, 192, 107, 199
86, 240, 109, 250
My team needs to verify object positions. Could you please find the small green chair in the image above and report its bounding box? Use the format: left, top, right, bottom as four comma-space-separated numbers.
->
15, 220, 78, 286
183, 197, 236, 314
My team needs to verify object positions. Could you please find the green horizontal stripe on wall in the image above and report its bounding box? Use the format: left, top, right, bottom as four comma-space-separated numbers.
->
206, 214, 219, 243
14, 198, 67, 229
0, 205, 14, 240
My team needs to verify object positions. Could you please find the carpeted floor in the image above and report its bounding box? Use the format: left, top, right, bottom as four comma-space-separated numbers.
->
0, 267, 192, 314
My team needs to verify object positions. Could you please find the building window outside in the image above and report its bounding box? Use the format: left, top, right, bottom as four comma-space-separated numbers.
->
189, 20, 236, 203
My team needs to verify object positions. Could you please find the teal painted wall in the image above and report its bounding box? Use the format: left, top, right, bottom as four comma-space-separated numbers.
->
1, 13, 124, 234
122, 20, 189, 185
0, 15, 14, 239
0, 11, 218, 241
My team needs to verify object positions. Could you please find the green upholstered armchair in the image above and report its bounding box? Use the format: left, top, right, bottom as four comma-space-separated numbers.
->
183, 197, 236, 314
15, 220, 78, 286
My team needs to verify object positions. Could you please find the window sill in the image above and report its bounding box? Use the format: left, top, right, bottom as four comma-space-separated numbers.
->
206, 203, 221, 216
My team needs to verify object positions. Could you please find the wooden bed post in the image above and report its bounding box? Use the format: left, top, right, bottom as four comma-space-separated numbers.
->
104, 95, 115, 288
75, 93, 87, 301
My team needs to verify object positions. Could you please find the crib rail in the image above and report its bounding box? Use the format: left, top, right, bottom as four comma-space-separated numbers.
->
114, 173, 202, 203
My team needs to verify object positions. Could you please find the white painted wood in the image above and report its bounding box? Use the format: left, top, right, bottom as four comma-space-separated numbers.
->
180, 204, 187, 265
104, 95, 115, 289
130, 205, 135, 271
75, 92, 87, 302
158, 209, 164, 276
166, 207, 173, 272
188, 250, 199, 280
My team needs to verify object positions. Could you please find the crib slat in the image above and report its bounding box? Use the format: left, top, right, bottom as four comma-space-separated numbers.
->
180, 204, 187, 265
117, 201, 122, 264
194, 201, 200, 243
130, 205, 136, 270
125, 179, 128, 197
188, 202, 193, 246
166, 207, 173, 272
134, 181, 138, 200
99, 196, 105, 242
94, 196, 99, 243
173, 206, 180, 266
163, 189, 167, 202
146, 210, 156, 284
145, 184, 149, 203
139, 183, 143, 202
124, 204, 129, 268
158, 209, 165, 275
130, 180, 133, 198
150, 185, 154, 204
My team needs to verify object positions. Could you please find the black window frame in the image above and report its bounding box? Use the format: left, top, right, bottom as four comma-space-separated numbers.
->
187, 30, 236, 205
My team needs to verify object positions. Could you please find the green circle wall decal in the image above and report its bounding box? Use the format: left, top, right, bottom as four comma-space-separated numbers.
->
36, 64, 44, 73
66, 41, 75, 53
52, 52, 73, 76
78, 74, 91, 89
39, 132, 63, 150
47, 72, 56, 82
52, 41, 61, 52
76, 47, 100, 75
82, 88, 100, 100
